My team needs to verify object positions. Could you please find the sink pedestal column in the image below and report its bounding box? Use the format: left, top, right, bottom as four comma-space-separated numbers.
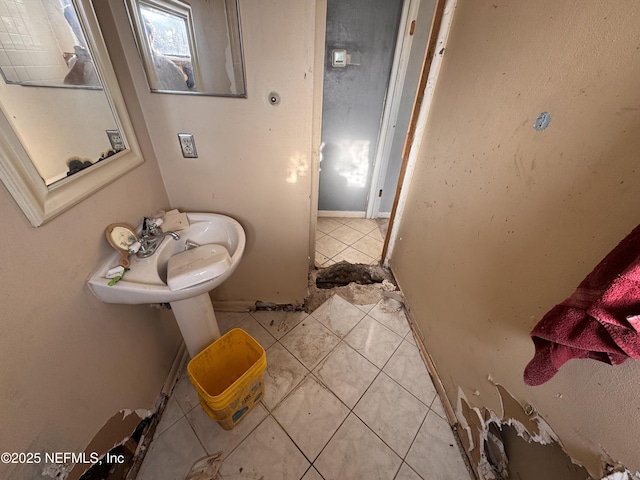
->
170, 293, 221, 357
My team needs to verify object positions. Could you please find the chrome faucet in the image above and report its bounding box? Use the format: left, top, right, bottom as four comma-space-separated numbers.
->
136, 217, 180, 258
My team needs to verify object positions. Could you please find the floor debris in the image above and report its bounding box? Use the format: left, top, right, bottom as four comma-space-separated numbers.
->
186, 453, 223, 480
185, 453, 265, 480
313, 261, 393, 289
305, 261, 398, 312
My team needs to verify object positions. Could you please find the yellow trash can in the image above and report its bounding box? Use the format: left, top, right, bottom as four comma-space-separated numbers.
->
187, 328, 267, 430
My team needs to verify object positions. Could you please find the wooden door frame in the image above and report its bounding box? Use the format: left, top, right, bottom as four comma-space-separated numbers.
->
381, 0, 454, 265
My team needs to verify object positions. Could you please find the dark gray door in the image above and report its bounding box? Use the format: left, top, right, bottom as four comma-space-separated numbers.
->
318, 0, 404, 213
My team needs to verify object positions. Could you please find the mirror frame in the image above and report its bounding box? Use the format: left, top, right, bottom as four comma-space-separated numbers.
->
0, 0, 143, 227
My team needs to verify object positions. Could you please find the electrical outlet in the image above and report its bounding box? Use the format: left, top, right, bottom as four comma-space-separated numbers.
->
106, 130, 125, 152
178, 133, 198, 158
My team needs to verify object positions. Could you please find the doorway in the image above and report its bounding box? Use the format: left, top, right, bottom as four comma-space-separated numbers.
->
314, 0, 437, 266
317, 0, 404, 217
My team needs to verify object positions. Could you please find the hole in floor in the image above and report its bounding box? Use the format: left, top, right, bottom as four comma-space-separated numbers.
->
305, 261, 397, 312
314, 261, 392, 289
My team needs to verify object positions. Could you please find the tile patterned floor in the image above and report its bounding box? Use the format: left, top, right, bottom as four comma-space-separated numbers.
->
137, 293, 472, 480
315, 217, 389, 267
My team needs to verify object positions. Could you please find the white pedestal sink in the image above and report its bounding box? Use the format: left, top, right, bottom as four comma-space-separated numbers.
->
88, 212, 246, 357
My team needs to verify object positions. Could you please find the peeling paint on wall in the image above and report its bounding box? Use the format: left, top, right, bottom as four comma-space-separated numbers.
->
455, 382, 640, 480
601, 471, 640, 480
41, 409, 152, 480
455, 383, 574, 480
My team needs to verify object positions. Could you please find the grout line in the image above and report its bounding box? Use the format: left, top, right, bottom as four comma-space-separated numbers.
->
151, 286, 453, 480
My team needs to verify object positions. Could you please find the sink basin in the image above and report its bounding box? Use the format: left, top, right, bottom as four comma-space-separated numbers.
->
88, 212, 246, 357
88, 212, 245, 304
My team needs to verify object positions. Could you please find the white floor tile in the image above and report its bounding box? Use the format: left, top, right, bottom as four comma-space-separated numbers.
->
367, 227, 385, 242
234, 315, 276, 350
345, 218, 378, 234
280, 317, 340, 370
172, 371, 200, 415
273, 376, 349, 461
137, 416, 207, 480
316, 234, 349, 258
218, 415, 310, 480
262, 342, 309, 410
404, 327, 418, 346
186, 402, 268, 458
314, 413, 402, 480
317, 217, 343, 234
368, 298, 411, 337
313, 341, 379, 408
395, 463, 423, 480
332, 246, 376, 265
302, 466, 325, 480
141, 289, 471, 480
154, 394, 184, 439
344, 315, 403, 368
354, 301, 378, 313
352, 235, 384, 259
328, 224, 366, 244
383, 341, 438, 406
405, 412, 471, 480
252, 310, 308, 340
430, 393, 448, 420
310, 294, 366, 338
215, 311, 251, 335
315, 252, 332, 267
354, 373, 428, 457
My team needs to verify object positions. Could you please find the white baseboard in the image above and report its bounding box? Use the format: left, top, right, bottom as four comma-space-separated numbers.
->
318, 210, 366, 218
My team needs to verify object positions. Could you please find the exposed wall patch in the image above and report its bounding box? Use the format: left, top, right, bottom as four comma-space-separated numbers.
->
41, 409, 154, 480
455, 384, 576, 480
533, 111, 551, 131
600, 470, 640, 480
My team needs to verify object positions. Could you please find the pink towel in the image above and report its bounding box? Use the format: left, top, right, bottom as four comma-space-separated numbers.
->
524, 224, 640, 386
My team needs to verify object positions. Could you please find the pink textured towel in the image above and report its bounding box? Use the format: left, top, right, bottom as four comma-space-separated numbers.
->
524, 224, 640, 386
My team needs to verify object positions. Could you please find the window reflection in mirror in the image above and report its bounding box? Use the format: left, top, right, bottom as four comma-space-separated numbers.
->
139, 0, 195, 91
0, 0, 143, 227
0, 0, 99, 88
127, 0, 246, 97
0, 0, 125, 185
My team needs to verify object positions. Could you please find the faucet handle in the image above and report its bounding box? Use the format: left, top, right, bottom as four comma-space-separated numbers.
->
144, 216, 164, 236
141, 217, 150, 236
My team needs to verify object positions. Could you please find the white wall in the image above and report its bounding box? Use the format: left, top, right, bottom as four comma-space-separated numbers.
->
391, 0, 640, 476
105, 0, 319, 307
0, 1, 322, 478
0, 158, 180, 480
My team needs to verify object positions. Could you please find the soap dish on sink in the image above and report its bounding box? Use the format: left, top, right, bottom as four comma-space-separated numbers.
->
167, 244, 232, 291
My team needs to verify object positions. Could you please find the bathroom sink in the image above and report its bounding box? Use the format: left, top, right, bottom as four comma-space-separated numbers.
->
88, 212, 246, 357
88, 212, 245, 305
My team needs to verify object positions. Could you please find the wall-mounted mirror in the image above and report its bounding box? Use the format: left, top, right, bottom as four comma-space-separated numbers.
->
125, 0, 246, 96
0, 0, 100, 88
0, 0, 143, 226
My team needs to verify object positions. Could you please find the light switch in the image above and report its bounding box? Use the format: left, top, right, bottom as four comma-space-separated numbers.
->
332, 49, 347, 68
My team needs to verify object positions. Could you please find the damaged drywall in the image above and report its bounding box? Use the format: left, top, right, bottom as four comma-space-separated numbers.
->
600, 471, 640, 480
454, 383, 640, 480
41, 408, 156, 480
455, 383, 587, 480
